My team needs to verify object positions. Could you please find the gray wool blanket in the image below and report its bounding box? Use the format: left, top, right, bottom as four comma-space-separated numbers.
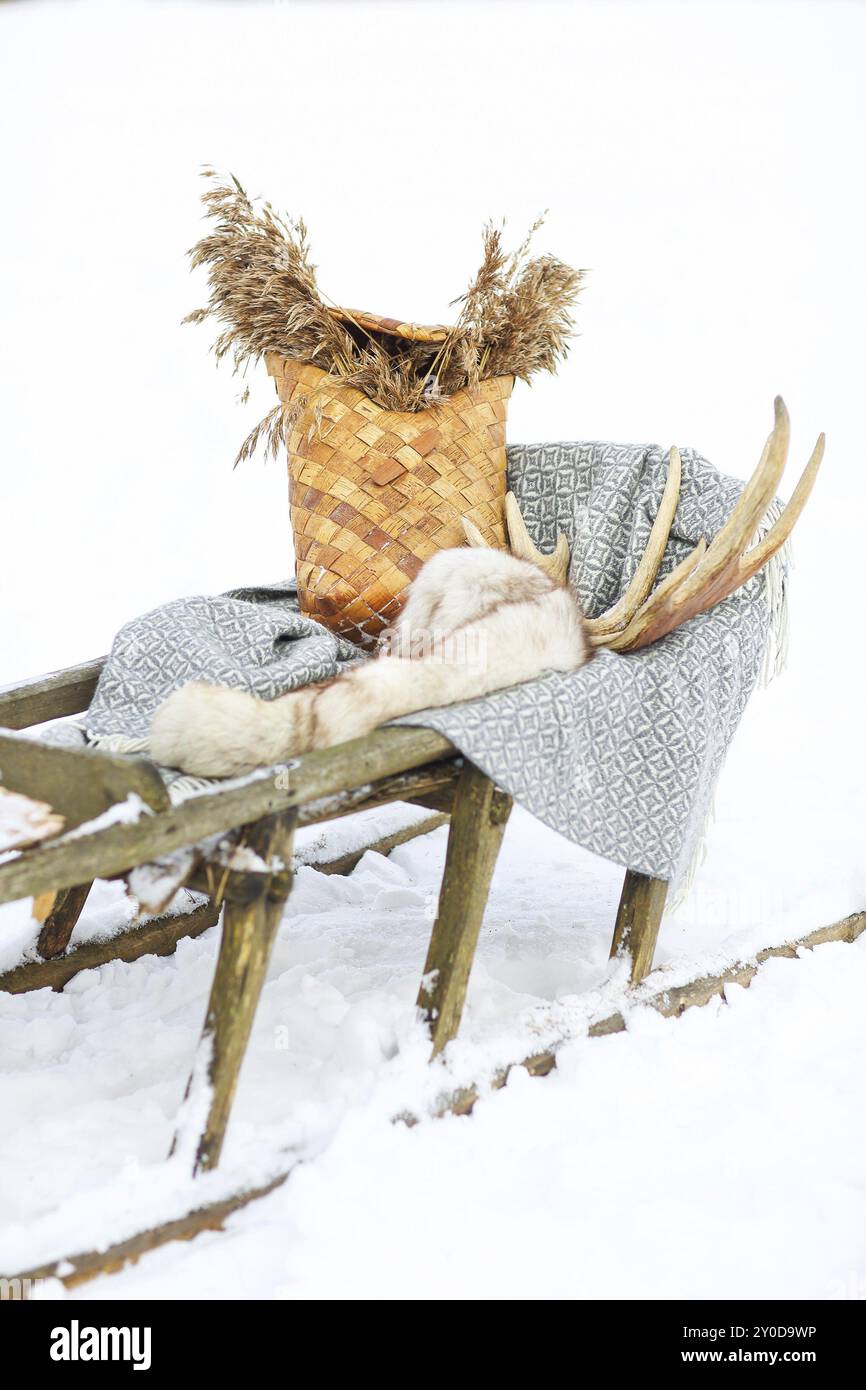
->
64, 442, 785, 888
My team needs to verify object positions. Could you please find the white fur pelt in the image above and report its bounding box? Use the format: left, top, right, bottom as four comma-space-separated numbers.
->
150, 548, 590, 777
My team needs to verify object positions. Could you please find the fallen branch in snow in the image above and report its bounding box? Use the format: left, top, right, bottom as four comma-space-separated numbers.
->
8, 907, 865, 1291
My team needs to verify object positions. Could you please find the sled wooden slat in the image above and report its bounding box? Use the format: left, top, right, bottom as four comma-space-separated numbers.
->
172, 811, 299, 1175
418, 763, 513, 1055
0, 730, 169, 829
10, 1167, 294, 1291
294, 810, 449, 877
0, 657, 106, 730
434, 909, 866, 1118
609, 869, 669, 983
35, 881, 94, 958
0, 898, 220, 995
0, 726, 456, 905
294, 756, 460, 827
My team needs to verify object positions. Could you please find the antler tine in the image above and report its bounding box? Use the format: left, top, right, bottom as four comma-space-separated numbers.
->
670, 395, 790, 611
461, 496, 569, 582
598, 539, 707, 650
586, 444, 682, 638
462, 516, 490, 549
504, 492, 570, 584
733, 431, 825, 583
601, 400, 823, 654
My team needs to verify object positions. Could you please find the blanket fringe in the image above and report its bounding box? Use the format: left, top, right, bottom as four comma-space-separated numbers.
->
78, 731, 217, 805
757, 498, 790, 688
668, 799, 715, 912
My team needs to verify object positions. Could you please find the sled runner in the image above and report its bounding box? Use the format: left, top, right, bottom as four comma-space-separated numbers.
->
0, 653, 668, 1172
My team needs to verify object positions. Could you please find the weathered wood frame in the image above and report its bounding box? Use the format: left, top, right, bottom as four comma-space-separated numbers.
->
0, 657, 669, 1171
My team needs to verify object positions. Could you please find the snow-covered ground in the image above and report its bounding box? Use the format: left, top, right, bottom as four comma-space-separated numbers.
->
1, 0, 865, 1299
4, 809, 866, 1300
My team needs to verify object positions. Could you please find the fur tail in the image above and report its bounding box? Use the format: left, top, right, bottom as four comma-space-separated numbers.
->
150, 682, 313, 777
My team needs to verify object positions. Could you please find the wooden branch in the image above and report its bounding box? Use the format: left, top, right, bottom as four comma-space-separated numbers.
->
129, 765, 458, 902
0, 658, 106, 730
9, 908, 864, 1293
0, 899, 219, 995
133, 794, 453, 908
0, 727, 454, 906
127, 849, 205, 917
407, 787, 460, 815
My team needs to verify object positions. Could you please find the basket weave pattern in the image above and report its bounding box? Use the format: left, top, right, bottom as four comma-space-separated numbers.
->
267, 352, 512, 646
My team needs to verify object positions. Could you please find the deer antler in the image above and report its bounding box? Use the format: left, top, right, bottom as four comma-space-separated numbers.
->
465, 397, 824, 653
462, 494, 570, 584
503, 492, 570, 584
584, 443, 683, 638
598, 398, 824, 651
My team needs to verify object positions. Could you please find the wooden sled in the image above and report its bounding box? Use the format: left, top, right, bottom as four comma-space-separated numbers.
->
2, 659, 863, 1291
0, 655, 670, 1178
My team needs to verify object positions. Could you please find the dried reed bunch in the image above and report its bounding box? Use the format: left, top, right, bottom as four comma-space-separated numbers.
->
185, 169, 585, 463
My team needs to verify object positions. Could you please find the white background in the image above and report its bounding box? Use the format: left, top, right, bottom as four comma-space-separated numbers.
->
2, 0, 863, 690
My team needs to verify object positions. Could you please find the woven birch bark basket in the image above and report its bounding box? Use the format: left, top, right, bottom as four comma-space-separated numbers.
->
266, 309, 513, 646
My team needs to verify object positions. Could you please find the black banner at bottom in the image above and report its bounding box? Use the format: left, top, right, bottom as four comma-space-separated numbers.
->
6, 1297, 863, 1373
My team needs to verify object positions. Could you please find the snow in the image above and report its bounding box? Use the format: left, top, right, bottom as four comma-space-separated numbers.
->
294, 801, 441, 867
1, 0, 864, 1299
66, 793, 150, 839
0, 790, 64, 854
4, 809, 865, 1299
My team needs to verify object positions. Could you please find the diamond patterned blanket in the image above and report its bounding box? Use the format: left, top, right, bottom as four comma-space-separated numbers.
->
76, 442, 783, 886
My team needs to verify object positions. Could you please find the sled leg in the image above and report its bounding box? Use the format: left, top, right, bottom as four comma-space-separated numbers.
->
417, 763, 512, 1056
35, 882, 93, 959
172, 810, 298, 1175
609, 869, 668, 983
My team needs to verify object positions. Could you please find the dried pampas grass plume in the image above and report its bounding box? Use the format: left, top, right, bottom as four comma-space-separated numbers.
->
185, 169, 585, 463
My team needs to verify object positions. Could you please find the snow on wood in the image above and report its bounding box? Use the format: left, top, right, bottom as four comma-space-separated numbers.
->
0, 788, 64, 853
